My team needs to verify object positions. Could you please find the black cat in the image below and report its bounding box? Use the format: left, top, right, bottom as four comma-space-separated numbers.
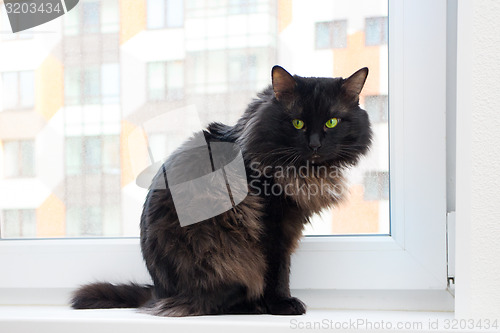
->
71, 66, 372, 316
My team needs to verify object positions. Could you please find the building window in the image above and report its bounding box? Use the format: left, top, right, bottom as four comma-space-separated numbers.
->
101, 64, 121, 104
64, 64, 120, 105
365, 16, 387, 46
363, 171, 389, 201
1, 209, 36, 238
228, 0, 259, 15
365, 95, 388, 123
1, 71, 35, 110
228, 53, 257, 91
1, 15, 33, 40
2, 140, 35, 178
66, 135, 120, 175
66, 205, 102, 237
64, 0, 119, 35
147, 61, 185, 101
83, 1, 100, 33
101, 0, 120, 33
315, 20, 347, 49
147, 0, 184, 29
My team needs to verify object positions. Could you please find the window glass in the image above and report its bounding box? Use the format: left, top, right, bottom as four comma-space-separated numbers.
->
332, 20, 347, 48
101, 0, 120, 33
3, 140, 35, 178
147, 0, 166, 29
19, 71, 35, 108
83, 66, 101, 104
64, 68, 82, 105
1, 72, 18, 110
101, 64, 120, 104
365, 17, 388, 46
166, 0, 184, 28
3, 141, 19, 178
64, 5, 80, 35
1, 210, 36, 238
0, 0, 389, 238
66, 137, 83, 175
166, 60, 184, 99
148, 62, 166, 100
83, 2, 100, 33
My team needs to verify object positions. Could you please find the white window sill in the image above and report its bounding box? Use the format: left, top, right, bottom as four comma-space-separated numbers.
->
0, 290, 455, 333
0, 306, 456, 333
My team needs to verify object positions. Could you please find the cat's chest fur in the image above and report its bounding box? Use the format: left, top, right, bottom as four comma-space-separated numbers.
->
257, 165, 347, 215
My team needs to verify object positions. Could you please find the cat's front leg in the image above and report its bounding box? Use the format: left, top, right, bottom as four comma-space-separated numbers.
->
263, 245, 306, 315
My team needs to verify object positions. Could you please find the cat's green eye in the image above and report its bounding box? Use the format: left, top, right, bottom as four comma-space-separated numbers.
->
325, 118, 340, 129
292, 119, 304, 129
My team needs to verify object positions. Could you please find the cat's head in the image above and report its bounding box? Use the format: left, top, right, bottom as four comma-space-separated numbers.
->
241, 66, 372, 169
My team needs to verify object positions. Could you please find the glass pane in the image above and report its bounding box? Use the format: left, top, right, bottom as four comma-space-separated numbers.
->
101, 64, 120, 104
66, 137, 83, 175
83, 66, 100, 104
3, 141, 19, 178
166, 0, 184, 28
83, 2, 100, 33
315, 22, 331, 49
1, 72, 18, 109
64, 68, 81, 105
1, 210, 36, 238
19, 71, 35, 108
0, 0, 389, 238
84, 136, 102, 174
332, 20, 347, 48
147, 0, 166, 29
20, 140, 35, 177
148, 62, 166, 100
64, 5, 80, 36
101, 0, 120, 33
2, 210, 20, 238
166, 60, 184, 99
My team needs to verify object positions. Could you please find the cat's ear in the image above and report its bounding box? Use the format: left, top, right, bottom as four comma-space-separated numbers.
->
272, 66, 296, 105
342, 67, 369, 97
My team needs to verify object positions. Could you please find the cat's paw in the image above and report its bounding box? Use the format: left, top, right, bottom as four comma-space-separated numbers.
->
267, 297, 306, 315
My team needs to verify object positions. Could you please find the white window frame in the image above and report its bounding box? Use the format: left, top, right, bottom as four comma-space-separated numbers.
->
0, 0, 449, 306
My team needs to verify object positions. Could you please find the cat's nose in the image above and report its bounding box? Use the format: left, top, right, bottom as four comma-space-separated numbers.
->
309, 133, 322, 151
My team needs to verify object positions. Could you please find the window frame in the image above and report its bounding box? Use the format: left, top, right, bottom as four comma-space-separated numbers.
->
0, 0, 449, 304
0, 70, 35, 111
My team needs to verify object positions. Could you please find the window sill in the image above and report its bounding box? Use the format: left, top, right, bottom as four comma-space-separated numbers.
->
0, 306, 455, 333
0, 290, 455, 332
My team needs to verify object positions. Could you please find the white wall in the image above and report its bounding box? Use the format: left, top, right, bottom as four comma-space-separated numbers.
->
456, 0, 500, 318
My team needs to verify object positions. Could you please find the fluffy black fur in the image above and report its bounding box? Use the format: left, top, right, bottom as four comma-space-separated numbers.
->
72, 66, 372, 316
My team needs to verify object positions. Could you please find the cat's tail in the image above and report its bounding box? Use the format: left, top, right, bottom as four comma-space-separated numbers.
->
71, 282, 153, 309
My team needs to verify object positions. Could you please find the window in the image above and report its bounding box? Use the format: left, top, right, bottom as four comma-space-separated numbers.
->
365, 16, 388, 46
147, 0, 184, 29
228, 0, 259, 15
65, 135, 121, 236
83, 1, 100, 33
2, 140, 35, 178
363, 171, 389, 201
365, 95, 388, 123
0, 209, 36, 238
65, 64, 120, 105
101, 0, 120, 33
65, 135, 120, 175
147, 61, 185, 101
0, 0, 449, 303
1, 71, 35, 110
64, 0, 119, 35
1, 14, 33, 40
315, 20, 347, 49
